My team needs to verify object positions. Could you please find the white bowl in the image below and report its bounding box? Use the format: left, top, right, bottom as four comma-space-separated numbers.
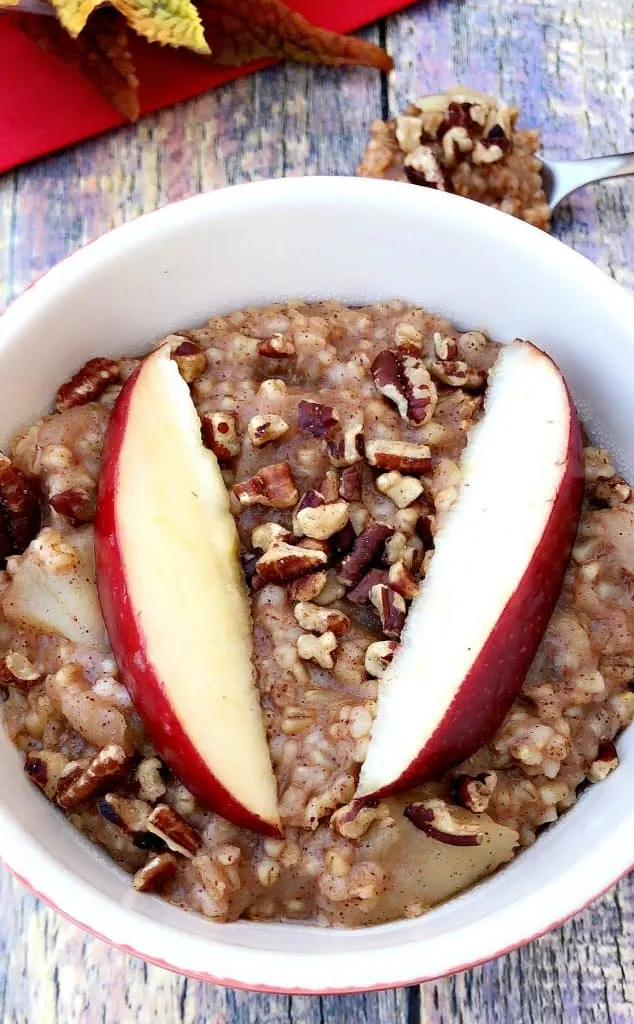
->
0, 176, 633, 993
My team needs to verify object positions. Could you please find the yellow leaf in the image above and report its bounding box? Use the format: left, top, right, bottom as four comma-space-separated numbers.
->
49, 0, 210, 54
0, 0, 20, 7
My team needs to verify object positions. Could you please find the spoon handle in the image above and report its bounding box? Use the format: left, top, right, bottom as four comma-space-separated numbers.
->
545, 152, 634, 208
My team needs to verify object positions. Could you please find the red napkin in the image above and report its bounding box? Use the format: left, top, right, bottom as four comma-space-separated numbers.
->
0, 1, 411, 173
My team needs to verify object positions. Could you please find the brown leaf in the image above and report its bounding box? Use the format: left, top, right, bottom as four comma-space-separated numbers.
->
15, 8, 140, 121
198, 0, 393, 71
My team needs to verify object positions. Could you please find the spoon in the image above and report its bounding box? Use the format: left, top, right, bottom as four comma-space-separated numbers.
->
539, 152, 634, 210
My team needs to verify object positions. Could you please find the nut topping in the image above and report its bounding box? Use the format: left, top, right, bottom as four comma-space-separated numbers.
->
98, 793, 153, 842
370, 584, 407, 638
337, 522, 394, 587
371, 350, 437, 426
339, 466, 362, 502
49, 487, 95, 525
319, 469, 341, 503
453, 771, 497, 813
251, 522, 291, 552
297, 631, 338, 669
296, 500, 350, 540
365, 640, 398, 677
293, 601, 350, 636
56, 744, 130, 810
132, 853, 178, 893
586, 740, 619, 783
388, 561, 420, 600
427, 359, 487, 390
0, 456, 41, 563
326, 421, 365, 467
297, 401, 339, 439
587, 476, 632, 508
56, 358, 120, 411
256, 540, 328, 583
24, 750, 71, 800
247, 414, 289, 448
433, 333, 458, 361
404, 798, 483, 846
365, 439, 432, 474
136, 757, 166, 803
233, 462, 299, 509
404, 145, 451, 190
257, 334, 296, 358
201, 412, 241, 464
172, 340, 207, 383
146, 804, 201, 858
376, 471, 424, 509
347, 568, 389, 605
288, 570, 328, 603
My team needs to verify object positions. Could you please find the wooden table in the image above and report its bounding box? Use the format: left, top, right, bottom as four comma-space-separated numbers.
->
1, 1, 633, 1020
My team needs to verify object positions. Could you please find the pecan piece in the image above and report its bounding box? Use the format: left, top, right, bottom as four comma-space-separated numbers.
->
56, 358, 120, 411
339, 466, 362, 502
288, 570, 328, 602
233, 462, 298, 510
376, 471, 424, 509
319, 469, 340, 503
326, 421, 365, 467
247, 414, 289, 448
330, 521, 356, 559
296, 500, 350, 540
453, 771, 497, 813
330, 798, 389, 839
587, 476, 632, 508
347, 568, 389, 605
49, 487, 95, 525
56, 744, 130, 810
132, 852, 178, 893
251, 522, 291, 552
364, 640, 398, 677
371, 351, 437, 426
172, 340, 206, 383
404, 799, 483, 846
256, 541, 327, 583
24, 750, 71, 800
366, 439, 431, 474
297, 401, 339, 439
201, 412, 241, 465
146, 804, 201, 858
97, 793, 158, 848
0, 456, 41, 562
587, 741, 619, 783
297, 631, 337, 669
370, 584, 407, 638
404, 145, 452, 190
427, 359, 487, 390
135, 757, 166, 803
293, 601, 350, 636
388, 561, 420, 600
416, 513, 436, 547
433, 333, 459, 361
257, 334, 296, 358
337, 523, 394, 587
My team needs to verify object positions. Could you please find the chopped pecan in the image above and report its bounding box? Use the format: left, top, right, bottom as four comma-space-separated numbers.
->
247, 414, 289, 448
370, 584, 407, 638
376, 471, 424, 509
366, 439, 432, 474
453, 771, 497, 813
416, 513, 436, 547
441, 125, 474, 167
388, 561, 420, 600
297, 401, 339, 438
293, 601, 350, 636
0, 456, 41, 563
330, 521, 356, 559
339, 466, 362, 502
256, 541, 327, 583
404, 145, 452, 190
132, 852, 178, 893
56, 357, 120, 411
146, 804, 201, 858
587, 741, 619, 783
326, 421, 365, 467
319, 469, 340, 503
49, 487, 95, 525
201, 412, 241, 464
313, 570, 347, 606
296, 500, 350, 540
288, 570, 328, 602
251, 522, 291, 552
371, 350, 437, 426
427, 359, 487, 390
364, 640, 398, 677
330, 798, 389, 839
135, 757, 166, 803
257, 334, 296, 358
233, 462, 298, 510
297, 631, 337, 669
404, 798, 483, 846
292, 488, 326, 532
56, 744, 130, 810
297, 536, 330, 556
97, 793, 157, 848
395, 114, 425, 153
347, 567, 389, 605
587, 476, 632, 508
438, 100, 483, 138
337, 523, 394, 587
433, 333, 458, 361
24, 750, 70, 800
172, 340, 207, 383
472, 140, 505, 165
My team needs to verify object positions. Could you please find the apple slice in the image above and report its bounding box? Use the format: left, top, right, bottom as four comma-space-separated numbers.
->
356, 340, 584, 801
95, 344, 280, 836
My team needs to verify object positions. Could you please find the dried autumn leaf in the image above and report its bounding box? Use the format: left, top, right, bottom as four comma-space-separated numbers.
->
198, 0, 393, 71
15, 9, 140, 121
0, 0, 19, 7
50, 0, 210, 54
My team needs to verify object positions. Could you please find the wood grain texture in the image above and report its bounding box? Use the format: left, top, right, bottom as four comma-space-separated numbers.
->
0, 2, 633, 1021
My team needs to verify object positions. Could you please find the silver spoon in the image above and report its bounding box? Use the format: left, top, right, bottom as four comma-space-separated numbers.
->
539, 152, 634, 210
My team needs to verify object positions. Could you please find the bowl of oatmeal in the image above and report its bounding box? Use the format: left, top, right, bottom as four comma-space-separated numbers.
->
0, 176, 633, 992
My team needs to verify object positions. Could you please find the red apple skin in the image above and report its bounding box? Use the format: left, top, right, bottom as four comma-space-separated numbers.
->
363, 374, 585, 802
95, 364, 282, 838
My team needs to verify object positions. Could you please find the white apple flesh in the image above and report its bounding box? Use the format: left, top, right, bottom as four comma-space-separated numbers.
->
95, 345, 281, 836
356, 340, 584, 801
